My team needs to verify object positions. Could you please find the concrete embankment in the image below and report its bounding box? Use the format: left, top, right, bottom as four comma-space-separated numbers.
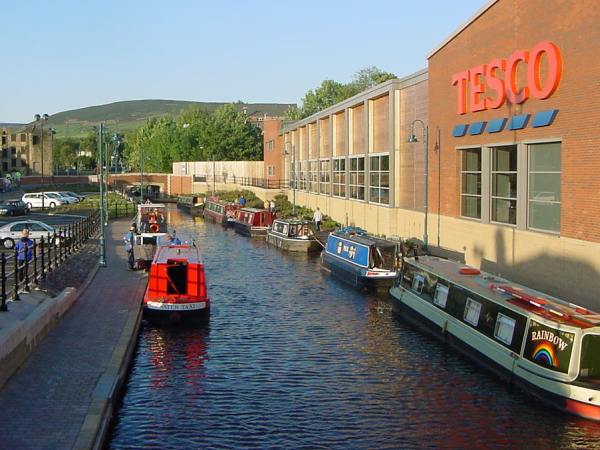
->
0, 219, 146, 450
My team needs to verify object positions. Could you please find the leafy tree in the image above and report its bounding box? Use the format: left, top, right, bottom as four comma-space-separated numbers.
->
288, 66, 397, 120
52, 138, 80, 171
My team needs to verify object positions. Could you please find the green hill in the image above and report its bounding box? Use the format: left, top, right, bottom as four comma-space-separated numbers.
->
47, 99, 295, 138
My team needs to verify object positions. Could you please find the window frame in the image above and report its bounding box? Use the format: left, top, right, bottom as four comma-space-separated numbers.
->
332, 157, 346, 198
527, 141, 561, 234
490, 144, 518, 226
433, 284, 449, 309
463, 297, 482, 326
369, 153, 390, 205
460, 148, 482, 220
494, 312, 516, 345
349, 155, 365, 201
319, 159, 330, 195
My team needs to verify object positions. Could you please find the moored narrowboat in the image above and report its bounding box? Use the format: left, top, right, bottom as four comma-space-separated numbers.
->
266, 218, 321, 253
320, 230, 400, 291
390, 255, 600, 421
203, 198, 238, 226
135, 202, 168, 245
234, 208, 276, 237
177, 195, 204, 217
143, 243, 210, 324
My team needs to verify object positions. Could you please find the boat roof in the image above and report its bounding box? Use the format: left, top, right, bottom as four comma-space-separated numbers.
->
332, 231, 399, 249
153, 244, 203, 264
274, 218, 309, 225
138, 203, 165, 209
240, 207, 267, 213
407, 256, 600, 329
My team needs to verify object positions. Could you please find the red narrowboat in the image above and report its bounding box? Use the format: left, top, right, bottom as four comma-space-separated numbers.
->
203, 198, 238, 227
234, 208, 276, 237
143, 243, 210, 323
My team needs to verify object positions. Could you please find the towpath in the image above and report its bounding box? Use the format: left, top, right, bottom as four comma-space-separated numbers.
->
0, 219, 146, 450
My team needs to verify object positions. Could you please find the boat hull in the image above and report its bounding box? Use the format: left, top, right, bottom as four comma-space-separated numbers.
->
234, 222, 269, 238
143, 305, 210, 325
203, 209, 226, 225
266, 232, 321, 253
321, 252, 397, 292
389, 285, 600, 421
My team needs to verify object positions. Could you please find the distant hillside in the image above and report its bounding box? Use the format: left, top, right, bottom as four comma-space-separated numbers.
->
47, 99, 295, 138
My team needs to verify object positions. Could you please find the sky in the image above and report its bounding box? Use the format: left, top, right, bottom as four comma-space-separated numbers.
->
1, 0, 487, 123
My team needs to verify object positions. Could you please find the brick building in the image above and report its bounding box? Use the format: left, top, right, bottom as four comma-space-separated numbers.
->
0, 126, 53, 176
262, 119, 284, 188
427, 0, 600, 305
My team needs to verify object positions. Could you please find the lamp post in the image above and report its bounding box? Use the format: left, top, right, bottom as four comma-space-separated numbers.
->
407, 119, 429, 250
140, 147, 144, 204
33, 113, 49, 208
98, 123, 106, 267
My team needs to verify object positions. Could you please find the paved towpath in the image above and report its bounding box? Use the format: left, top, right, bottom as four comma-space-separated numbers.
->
0, 219, 146, 450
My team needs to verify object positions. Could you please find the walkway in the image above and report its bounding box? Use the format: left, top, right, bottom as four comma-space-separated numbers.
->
0, 219, 146, 450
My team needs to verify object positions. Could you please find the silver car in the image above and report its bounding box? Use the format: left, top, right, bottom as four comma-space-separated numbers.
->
0, 220, 66, 249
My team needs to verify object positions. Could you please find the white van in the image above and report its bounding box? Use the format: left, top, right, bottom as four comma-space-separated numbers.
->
22, 192, 66, 208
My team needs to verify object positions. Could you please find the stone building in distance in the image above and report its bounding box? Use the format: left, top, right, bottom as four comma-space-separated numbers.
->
0, 125, 53, 176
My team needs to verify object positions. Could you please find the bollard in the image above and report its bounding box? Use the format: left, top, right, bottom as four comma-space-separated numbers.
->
0, 254, 7, 312
14, 247, 20, 301
40, 236, 46, 279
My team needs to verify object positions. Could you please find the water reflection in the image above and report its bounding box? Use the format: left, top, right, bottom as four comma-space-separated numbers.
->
109, 206, 600, 449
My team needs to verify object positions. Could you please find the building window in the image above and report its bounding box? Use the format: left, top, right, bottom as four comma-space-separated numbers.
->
291, 161, 298, 189
1, 135, 5, 145
460, 148, 481, 219
369, 154, 389, 205
349, 156, 365, 200
299, 161, 307, 191
20, 133, 26, 142
267, 140, 274, 150
528, 142, 561, 233
32, 135, 39, 145
333, 158, 346, 197
10, 134, 16, 141
10, 147, 16, 156
1, 148, 7, 159
491, 145, 518, 225
494, 313, 516, 345
309, 160, 318, 193
433, 284, 449, 308
319, 159, 330, 195
11, 158, 17, 168
267, 165, 275, 177
464, 297, 482, 326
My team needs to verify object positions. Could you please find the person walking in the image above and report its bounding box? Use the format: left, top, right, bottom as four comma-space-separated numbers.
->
239, 195, 246, 208
124, 226, 136, 270
15, 229, 34, 292
170, 230, 182, 245
313, 207, 323, 232
270, 200, 276, 213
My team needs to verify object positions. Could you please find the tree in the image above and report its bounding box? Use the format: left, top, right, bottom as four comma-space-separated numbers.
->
52, 138, 80, 171
288, 66, 397, 120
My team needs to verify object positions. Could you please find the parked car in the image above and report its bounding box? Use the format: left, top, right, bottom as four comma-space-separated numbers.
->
0, 200, 30, 216
45, 191, 79, 204
22, 193, 66, 209
0, 220, 70, 249
62, 191, 86, 202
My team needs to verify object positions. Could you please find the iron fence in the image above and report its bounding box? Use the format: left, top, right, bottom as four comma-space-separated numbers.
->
0, 210, 104, 312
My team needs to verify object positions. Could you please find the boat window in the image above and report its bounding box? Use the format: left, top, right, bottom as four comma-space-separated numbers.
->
433, 284, 449, 308
580, 335, 600, 381
412, 274, 425, 294
464, 297, 482, 326
494, 313, 516, 345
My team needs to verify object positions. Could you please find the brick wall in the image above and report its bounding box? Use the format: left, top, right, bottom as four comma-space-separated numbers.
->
428, 0, 600, 242
262, 119, 283, 183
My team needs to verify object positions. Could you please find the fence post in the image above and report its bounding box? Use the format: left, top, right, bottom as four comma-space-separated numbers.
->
24, 244, 30, 292
33, 240, 38, 284
40, 236, 46, 279
14, 248, 20, 301
0, 254, 6, 312
47, 233, 53, 272
53, 232, 58, 269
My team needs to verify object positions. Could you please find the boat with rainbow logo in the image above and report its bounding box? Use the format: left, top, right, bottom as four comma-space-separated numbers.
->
390, 255, 600, 421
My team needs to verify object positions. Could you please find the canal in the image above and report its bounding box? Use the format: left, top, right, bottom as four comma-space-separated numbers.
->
109, 206, 600, 449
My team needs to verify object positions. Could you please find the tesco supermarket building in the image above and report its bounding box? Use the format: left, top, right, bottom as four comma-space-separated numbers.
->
427, 0, 600, 307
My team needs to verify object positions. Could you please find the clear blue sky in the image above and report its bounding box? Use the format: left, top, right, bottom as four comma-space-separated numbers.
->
2, 0, 487, 123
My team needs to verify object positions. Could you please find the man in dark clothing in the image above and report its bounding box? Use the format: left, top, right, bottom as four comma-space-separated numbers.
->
124, 226, 136, 270
15, 228, 34, 292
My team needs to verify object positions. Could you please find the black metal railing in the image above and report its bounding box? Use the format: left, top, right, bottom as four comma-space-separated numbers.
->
0, 210, 102, 312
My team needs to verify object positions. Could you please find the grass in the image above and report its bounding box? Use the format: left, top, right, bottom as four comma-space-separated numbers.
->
53, 193, 135, 218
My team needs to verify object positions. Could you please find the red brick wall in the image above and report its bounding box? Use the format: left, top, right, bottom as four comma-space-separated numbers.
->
428, 0, 600, 242
262, 119, 283, 182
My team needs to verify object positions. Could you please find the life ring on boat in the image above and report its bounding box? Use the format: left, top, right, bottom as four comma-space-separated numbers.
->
149, 223, 160, 233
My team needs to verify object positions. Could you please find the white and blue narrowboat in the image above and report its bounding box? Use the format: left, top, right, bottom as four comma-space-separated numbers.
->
320, 231, 400, 291
390, 255, 600, 421
266, 218, 321, 253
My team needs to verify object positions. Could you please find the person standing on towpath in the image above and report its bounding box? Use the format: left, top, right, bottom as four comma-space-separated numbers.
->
15, 228, 34, 292
124, 225, 136, 270
313, 207, 323, 231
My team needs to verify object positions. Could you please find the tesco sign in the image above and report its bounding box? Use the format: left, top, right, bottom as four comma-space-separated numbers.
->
451, 41, 562, 115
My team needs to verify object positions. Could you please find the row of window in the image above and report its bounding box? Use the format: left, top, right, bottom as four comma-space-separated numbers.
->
292, 154, 390, 205
403, 264, 527, 355
461, 141, 561, 233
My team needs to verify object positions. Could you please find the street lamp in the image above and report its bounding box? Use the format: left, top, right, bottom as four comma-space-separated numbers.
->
33, 113, 49, 208
407, 119, 429, 250
98, 123, 106, 267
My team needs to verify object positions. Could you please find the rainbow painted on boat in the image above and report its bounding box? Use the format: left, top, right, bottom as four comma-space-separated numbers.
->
532, 341, 559, 368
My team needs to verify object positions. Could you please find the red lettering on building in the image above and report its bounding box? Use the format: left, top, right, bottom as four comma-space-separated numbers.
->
451, 41, 562, 114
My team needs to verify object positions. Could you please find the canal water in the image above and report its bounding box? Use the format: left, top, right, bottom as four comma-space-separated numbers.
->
109, 207, 600, 449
